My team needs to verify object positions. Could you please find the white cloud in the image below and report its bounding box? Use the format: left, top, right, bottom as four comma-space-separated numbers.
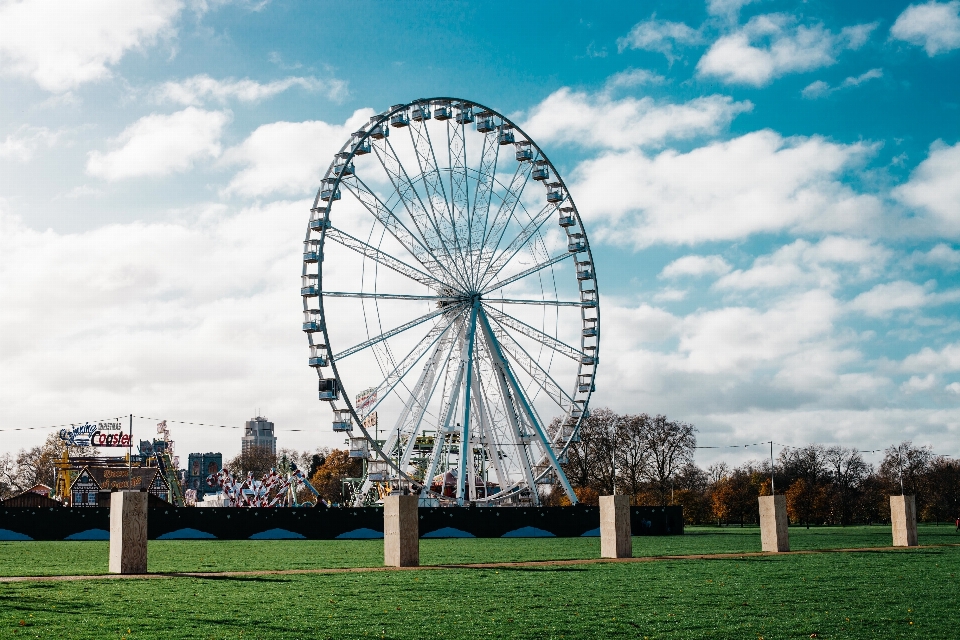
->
87, 107, 230, 180
522, 87, 752, 151
915, 243, 960, 269
697, 14, 877, 86
675, 290, 840, 374
902, 342, 960, 372
570, 130, 881, 248
686, 409, 958, 466
0, 201, 333, 460
893, 141, 960, 235
653, 288, 688, 302
151, 74, 348, 106
801, 68, 883, 99
946, 382, 960, 394
0, 125, 61, 162
890, 1, 960, 56
63, 185, 104, 199
0, 0, 182, 92
800, 80, 832, 99
849, 280, 933, 317
707, 0, 761, 19
715, 237, 890, 291
901, 373, 938, 392
221, 109, 373, 198
660, 255, 732, 279
602, 302, 681, 348
617, 15, 703, 61
604, 68, 666, 90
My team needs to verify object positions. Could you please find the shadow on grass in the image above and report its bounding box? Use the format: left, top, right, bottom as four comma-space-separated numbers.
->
434, 564, 588, 573
162, 573, 292, 583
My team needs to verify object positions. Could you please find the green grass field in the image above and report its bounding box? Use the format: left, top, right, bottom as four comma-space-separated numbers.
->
1, 524, 957, 577
2, 525, 959, 639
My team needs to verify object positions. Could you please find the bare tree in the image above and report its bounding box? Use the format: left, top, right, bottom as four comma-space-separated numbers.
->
824, 446, 871, 525
642, 415, 697, 505
879, 441, 932, 495
614, 413, 649, 497
563, 407, 617, 494
6, 433, 95, 497
227, 445, 277, 479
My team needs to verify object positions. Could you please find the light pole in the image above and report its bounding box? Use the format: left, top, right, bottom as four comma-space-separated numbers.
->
897, 445, 905, 496
770, 440, 775, 494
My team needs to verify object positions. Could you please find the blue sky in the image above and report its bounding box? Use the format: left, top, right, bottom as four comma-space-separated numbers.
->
1, 0, 959, 466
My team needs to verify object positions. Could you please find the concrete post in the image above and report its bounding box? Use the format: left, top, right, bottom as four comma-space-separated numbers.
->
890, 495, 918, 547
600, 495, 632, 559
384, 494, 419, 567
109, 490, 148, 574
759, 495, 790, 552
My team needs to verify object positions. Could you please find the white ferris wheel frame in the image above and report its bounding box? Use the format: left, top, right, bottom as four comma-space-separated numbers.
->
302, 97, 600, 506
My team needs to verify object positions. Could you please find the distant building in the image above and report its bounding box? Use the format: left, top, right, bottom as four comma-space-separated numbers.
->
185, 452, 223, 499
68, 466, 170, 507
242, 416, 277, 454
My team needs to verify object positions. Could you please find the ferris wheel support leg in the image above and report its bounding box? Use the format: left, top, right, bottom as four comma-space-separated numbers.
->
473, 373, 509, 494
457, 299, 481, 506
482, 328, 539, 504
401, 330, 454, 470
477, 308, 579, 506
421, 339, 467, 500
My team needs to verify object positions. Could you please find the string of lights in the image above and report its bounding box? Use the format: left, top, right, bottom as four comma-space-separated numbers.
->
0, 415, 308, 433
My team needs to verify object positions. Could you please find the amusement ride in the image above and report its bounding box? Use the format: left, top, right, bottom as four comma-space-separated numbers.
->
302, 98, 600, 507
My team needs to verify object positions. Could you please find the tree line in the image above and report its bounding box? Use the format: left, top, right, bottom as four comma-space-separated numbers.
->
4, 410, 957, 522
553, 408, 960, 526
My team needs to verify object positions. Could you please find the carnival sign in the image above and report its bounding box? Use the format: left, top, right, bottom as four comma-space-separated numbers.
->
58, 421, 130, 447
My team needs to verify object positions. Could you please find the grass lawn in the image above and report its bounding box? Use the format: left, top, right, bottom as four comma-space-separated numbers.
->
2, 544, 958, 639
0, 524, 957, 577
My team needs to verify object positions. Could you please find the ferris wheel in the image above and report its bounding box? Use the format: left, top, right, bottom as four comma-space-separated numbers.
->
301, 98, 599, 506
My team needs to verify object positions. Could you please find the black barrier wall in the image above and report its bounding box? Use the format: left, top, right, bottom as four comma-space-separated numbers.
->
0, 505, 683, 541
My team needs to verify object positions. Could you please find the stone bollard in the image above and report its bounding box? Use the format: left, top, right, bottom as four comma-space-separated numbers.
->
758, 495, 790, 552
384, 494, 419, 567
109, 490, 148, 574
890, 495, 918, 547
600, 495, 632, 559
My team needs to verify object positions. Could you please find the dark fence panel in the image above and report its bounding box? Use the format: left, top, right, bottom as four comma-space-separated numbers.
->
0, 505, 683, 541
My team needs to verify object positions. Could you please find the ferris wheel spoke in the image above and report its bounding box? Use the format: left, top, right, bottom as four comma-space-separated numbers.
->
477, 307, 577, 504
324, 227, 445, 289
482, 251, 573, 293
481, 297, 586, 307
468, 126, 501, 286
485, 312, 575, 410
339, 174, 466, 289
481, 200, 560, 286
478, 159, 536, 278
371, 136, 471, 289
356, 310, 466, 423
332, 306, 459, 361
447, 114, 471, 266
408, 117, 461, 265
322, 291, 461, 303
485, 307, 585, 362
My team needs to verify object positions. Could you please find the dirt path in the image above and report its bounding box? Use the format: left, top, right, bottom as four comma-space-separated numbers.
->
2, 543, 958, 583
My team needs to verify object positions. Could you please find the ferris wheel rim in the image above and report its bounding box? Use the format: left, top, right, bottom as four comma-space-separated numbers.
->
303, 97, 600, 504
